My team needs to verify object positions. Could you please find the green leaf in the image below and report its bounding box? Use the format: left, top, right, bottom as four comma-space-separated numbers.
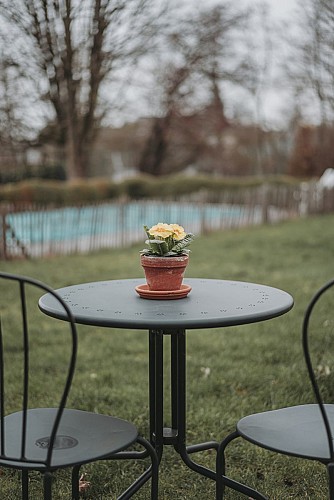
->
145, 239, 169, 255
171, 233, 194, 253
144, 225, 154, 240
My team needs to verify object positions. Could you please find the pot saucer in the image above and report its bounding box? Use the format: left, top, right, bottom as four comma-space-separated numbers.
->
135, 284, 192, 300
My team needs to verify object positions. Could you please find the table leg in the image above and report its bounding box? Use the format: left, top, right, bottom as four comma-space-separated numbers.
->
149, 329, 164, 460
148, 329, 218, 482
170, 332, 179, 448
171, 330, 218, 480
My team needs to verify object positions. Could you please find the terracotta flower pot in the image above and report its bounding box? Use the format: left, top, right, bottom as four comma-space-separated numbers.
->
140, 254, 189, 291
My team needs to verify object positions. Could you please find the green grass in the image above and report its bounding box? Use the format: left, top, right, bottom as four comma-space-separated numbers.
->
0, 214, 333, 499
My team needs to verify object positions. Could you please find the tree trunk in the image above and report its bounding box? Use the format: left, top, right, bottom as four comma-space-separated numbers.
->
66, 126, 88, 180
138, 117, 171, 176
66, 142, 88, 180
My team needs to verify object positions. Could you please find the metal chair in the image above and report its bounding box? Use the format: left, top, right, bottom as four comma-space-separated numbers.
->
216, 278, 334, 499
0, 272, 158, 499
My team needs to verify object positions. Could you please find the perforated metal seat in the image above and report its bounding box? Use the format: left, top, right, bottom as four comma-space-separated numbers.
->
0, 272, 158, 499
216, 279, 334, 500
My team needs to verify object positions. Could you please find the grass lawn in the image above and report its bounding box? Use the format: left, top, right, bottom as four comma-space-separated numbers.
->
0, 213, 333, 499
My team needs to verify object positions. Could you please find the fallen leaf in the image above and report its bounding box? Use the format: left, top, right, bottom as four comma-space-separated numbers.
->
79, 473, 91, 493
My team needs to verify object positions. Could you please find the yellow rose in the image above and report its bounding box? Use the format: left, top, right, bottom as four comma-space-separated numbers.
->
170, 224, 186, 241
148, 223, 174, 239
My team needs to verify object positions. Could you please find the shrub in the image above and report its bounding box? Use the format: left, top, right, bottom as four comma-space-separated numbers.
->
0, 180, 70, 205
0, 174, 304, 206
119, 175, 157, 199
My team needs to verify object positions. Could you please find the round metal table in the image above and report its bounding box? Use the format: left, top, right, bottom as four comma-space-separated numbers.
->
39, 278, 293, 498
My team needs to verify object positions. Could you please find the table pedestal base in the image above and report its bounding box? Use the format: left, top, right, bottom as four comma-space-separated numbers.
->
112, 328, 267, 499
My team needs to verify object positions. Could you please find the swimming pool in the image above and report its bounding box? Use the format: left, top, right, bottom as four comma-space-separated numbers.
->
4, 200, 263, 258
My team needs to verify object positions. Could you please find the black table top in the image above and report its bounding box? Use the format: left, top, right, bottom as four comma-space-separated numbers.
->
39, 278, 294, 330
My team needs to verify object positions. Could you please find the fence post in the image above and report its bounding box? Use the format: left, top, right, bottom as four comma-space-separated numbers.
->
200, 203, 208, 234
119, 199, 126, 247
299, 182, 310, 216
0, 207, 7, 260
261, 184, 270, 224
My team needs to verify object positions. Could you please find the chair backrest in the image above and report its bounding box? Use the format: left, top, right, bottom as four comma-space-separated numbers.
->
0, 272, 77, 468
302, 278, 334, 459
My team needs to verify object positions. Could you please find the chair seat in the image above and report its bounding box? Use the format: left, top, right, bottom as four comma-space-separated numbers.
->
0, 408, 138, 470
237, 403, 334, 461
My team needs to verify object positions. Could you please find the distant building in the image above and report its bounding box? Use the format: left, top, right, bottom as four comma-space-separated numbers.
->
318, 168, 334, 188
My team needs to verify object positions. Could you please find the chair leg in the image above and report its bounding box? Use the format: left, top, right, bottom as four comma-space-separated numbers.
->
43, 472, 53, 500
137, 435, 159, 500
328, 462, 334, 500
216, 430, 268, 500
216, 430, 239, 500
71, 465, 81, 500
21, 470, 29, 500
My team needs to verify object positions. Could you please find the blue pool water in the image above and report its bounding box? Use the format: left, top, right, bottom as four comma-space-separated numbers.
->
4, 200, 264, 257
7, 202, 250, 244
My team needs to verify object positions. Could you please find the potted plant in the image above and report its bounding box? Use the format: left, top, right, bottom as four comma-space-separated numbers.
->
140, 223, 194, 291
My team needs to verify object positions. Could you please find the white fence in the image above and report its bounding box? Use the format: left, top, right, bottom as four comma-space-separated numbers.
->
1, 183, 333, 259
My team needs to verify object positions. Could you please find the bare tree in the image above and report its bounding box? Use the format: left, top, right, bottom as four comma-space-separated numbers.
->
282, 0, 334, 175
0, 58, 21, 169
0, 49, 41, 176
237, 3, 274, 175
138, 2, 250, 176
138, 63, 199, 176
286, 0, 334, 125
0, 0, 165, 179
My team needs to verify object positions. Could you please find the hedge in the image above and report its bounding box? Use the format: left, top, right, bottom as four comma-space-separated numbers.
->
0, 174, 304, 205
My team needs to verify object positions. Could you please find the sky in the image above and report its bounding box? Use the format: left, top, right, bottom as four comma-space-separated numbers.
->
197, 0, 297, 18
263, 0, 297, 18
233, 0, 300, 128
